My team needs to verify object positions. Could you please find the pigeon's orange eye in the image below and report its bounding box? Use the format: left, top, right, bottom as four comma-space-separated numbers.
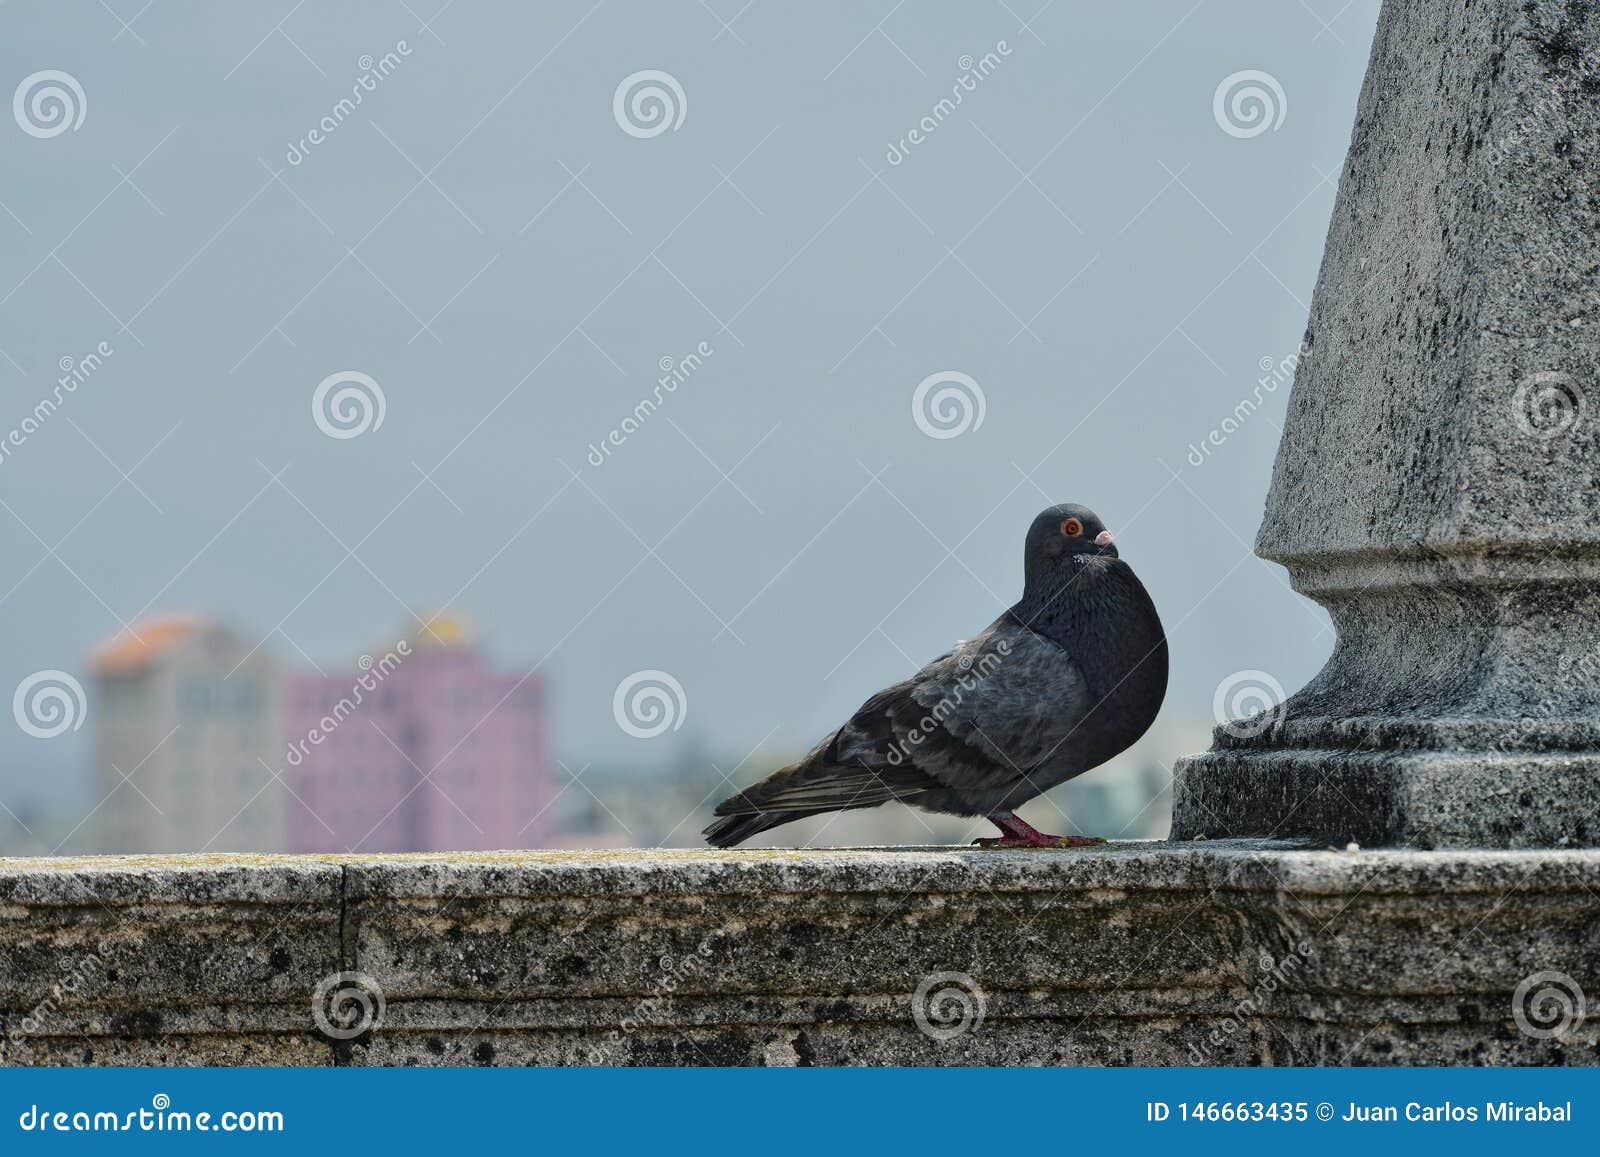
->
1061, 518, 1083, 537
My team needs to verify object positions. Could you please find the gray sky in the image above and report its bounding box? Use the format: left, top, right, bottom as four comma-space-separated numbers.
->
0, 2, 1374, 819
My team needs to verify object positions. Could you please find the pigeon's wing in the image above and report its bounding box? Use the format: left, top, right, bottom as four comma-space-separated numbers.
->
708, 617, 1091, 841
828, 615, 1092, 793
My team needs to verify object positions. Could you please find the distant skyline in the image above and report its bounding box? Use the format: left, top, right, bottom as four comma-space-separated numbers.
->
0, 3, 1373, 842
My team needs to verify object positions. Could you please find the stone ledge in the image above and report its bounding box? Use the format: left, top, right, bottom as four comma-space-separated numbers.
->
2, 843, 1597, 1066
1172, 751, 1600, 848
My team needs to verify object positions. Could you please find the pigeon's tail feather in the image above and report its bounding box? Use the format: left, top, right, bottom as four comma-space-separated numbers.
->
702, 808, 822, 849
702, 748, 933, 847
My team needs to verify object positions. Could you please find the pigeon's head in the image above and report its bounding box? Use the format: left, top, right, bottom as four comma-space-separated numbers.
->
1025, 503, 1118, 568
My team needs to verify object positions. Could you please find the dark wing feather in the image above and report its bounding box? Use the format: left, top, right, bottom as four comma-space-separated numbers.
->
711, 747, 933, 815
828, 615, 1092, 791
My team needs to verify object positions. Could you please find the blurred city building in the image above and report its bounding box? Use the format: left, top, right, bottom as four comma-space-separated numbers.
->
282, 613, 553, 853
551, 737, 736, 849
91, 616, 284, 853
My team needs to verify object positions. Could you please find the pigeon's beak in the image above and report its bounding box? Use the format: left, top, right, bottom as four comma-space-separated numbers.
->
1094, 530, 1115, 547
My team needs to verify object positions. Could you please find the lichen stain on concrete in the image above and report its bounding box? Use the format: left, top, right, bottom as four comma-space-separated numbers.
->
761, 1031, 802, 1067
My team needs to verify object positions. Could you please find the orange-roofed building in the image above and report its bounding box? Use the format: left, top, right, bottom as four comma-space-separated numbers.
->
90, 617, 284, 853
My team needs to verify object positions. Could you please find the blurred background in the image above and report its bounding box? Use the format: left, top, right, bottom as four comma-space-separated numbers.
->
0, 1, 1373, 855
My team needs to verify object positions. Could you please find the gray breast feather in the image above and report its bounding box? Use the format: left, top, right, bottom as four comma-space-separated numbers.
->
830, 617, 1091, 792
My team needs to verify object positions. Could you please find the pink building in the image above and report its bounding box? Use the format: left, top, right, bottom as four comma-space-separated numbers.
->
282, 615, 552, 852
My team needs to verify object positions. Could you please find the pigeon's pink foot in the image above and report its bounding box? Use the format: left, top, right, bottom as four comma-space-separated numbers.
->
972, 815, 1107, 849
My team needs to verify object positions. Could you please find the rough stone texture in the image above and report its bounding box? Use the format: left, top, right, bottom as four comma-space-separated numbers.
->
1, 846, 1596, 1066
1173, 0, 1600, 847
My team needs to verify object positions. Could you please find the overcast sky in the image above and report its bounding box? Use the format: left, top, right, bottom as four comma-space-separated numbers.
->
0, 2, 1377, 822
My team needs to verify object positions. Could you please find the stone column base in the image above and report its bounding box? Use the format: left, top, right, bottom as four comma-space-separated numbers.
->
1172, 749, 1600, 849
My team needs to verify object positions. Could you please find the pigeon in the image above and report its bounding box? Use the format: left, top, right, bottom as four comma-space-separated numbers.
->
704, 504, 1167, 848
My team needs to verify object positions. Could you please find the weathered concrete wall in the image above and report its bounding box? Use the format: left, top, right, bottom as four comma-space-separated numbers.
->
1, 844, 1596, 1066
